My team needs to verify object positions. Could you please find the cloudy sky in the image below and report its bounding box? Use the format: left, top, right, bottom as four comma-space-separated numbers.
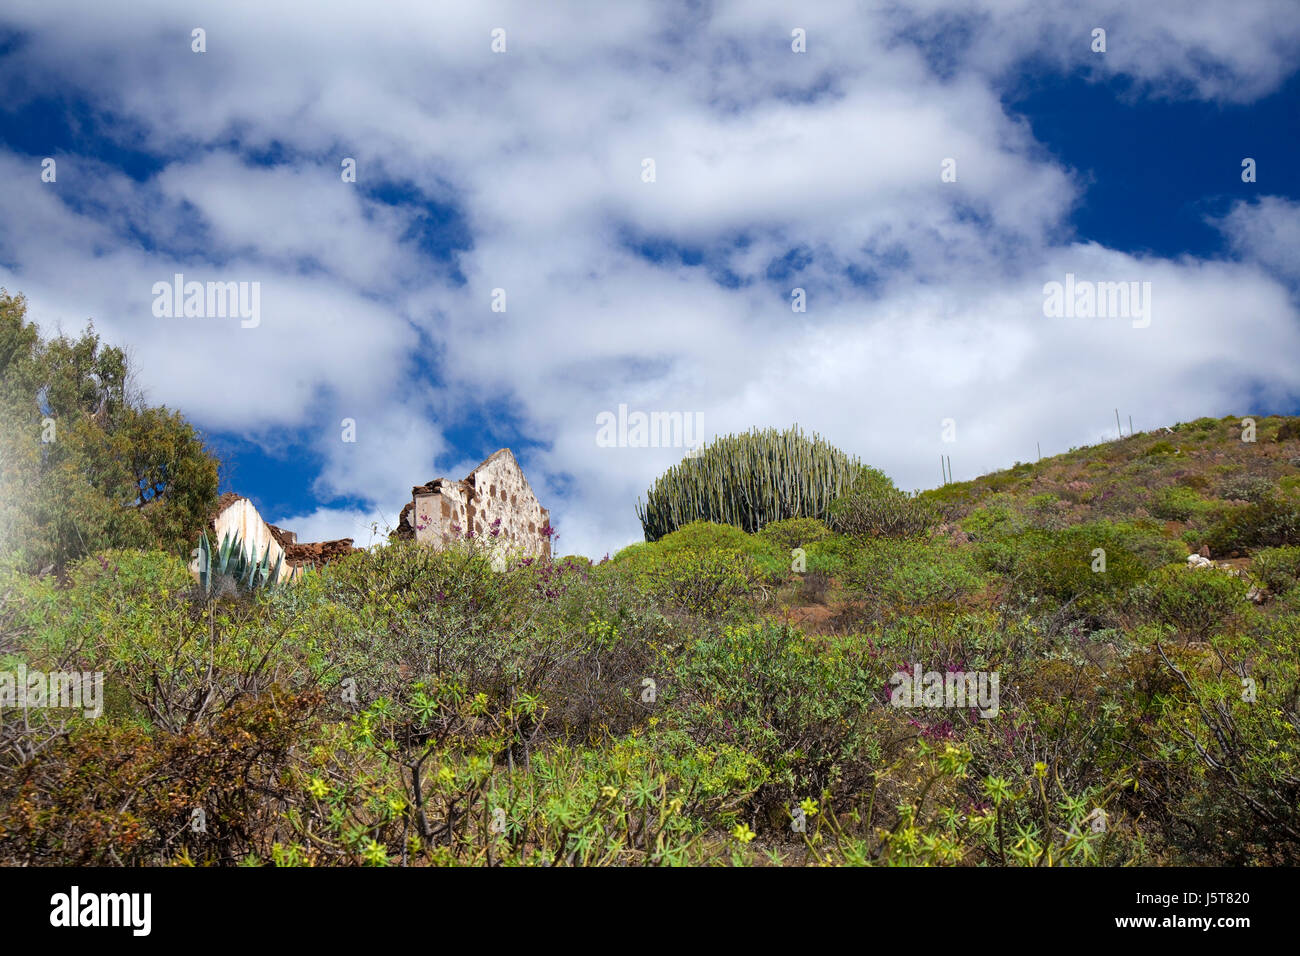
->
1, 0, 1298, 558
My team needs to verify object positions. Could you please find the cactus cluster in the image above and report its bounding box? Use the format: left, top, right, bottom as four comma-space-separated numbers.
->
635, 426, 863, 540
194, 530, 283, 595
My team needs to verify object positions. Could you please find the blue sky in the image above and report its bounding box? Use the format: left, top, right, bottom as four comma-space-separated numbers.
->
1, 1, 1298, 558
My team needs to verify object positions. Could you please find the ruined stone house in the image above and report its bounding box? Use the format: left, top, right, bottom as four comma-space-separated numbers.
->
395, 448, 551, 560
207, 492, 359, 583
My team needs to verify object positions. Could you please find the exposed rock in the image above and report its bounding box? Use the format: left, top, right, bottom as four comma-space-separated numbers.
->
393, 501, 416, 541
266, 523, 297, 547
284, 538, 358, 566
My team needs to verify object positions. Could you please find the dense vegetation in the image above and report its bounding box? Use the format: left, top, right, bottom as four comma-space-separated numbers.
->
0, 291, 219, 575
2, 351, 1299, 863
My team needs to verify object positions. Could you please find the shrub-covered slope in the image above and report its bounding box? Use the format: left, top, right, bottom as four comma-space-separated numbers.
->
2, 415, 1299, 866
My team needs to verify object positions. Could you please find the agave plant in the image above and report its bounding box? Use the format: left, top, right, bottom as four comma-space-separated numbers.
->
193, 530, 284, 595
636, 425, 873, 540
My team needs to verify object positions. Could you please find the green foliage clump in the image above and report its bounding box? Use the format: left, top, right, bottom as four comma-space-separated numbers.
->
961, 500, 1028, 541
828, 485, 939, 539
1205, 496, 1300, 554
674, 621, 878, 819
0, 291, 218, 574
1273, 417, 1300, 442
843, 539, 985, 607
654, 519, 752, 554
757, 516, 832, 553
802, 534, 857, 577
1011, 521, 1180, 607
1217, 473, 1276, 504
1252, 546, 1300, 596
1131, 565, 1246, 639
1150, 485, 1213, 522
637, 549, 756, 617
1142, 441, 1178, 458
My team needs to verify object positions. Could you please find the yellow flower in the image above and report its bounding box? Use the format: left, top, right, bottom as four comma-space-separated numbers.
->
732, 823, 756, 844
307, 777, 330, 799
668, 798, 683, 815
600, 785, 619, 799
1033, 762, 1048, 779
360, 838, 390, 866
799, 797, 819, 817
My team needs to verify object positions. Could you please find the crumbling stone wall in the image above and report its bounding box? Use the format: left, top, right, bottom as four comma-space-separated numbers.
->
208, 493, 357, 582
403, 449, 551, 559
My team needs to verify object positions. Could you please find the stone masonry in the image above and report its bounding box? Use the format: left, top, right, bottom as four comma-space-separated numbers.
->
396, 449, 551, 560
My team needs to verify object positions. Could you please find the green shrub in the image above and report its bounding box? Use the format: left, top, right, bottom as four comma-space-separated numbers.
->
1253, 546, 1300, 595
828, 487, 939, 539
1217, 473, 1276, 504
803, 535, 856, 577
1108, 520, 1189, 569
1151, 485, 1212, 522
1206, 497, 1300, 553
1131, 565, 1246, 639
757, 516, 832, 553
637, 549, 756, 617
1142, 441, 1178, 458
654, 520, 752, 554
843, 539, 984, 607
1014, 522, 1173, 607
1273, 417, 1300, 442
962, 500, 1028, 541
1025, 492, 1072, 530
673, 621, 879, 819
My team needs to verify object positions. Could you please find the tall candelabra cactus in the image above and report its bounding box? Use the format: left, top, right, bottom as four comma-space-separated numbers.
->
635, 425, 866, 540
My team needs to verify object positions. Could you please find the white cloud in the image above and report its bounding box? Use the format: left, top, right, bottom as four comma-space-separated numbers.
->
1214, 196, 1300, 284
272, 506, 398, 550
1, 0, 1297, 558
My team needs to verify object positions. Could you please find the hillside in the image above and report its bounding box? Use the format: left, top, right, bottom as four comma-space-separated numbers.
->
926, 414, 1300, 554
2, 414, 1299, 866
